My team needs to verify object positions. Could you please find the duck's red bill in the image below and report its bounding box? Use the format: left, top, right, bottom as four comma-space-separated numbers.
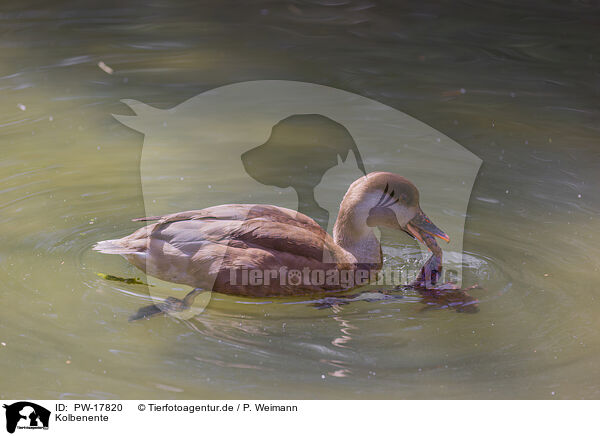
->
408, 210, 450, 243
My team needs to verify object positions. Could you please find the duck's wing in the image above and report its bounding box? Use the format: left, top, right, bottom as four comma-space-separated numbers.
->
229, 218, 339, 262
102, 204, 356, 295
135, 205, 334, 261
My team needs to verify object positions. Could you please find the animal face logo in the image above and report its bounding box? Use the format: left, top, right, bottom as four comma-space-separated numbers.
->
113, 80, 481, 319
3, 402, 50, 434
241, 113, 366, 228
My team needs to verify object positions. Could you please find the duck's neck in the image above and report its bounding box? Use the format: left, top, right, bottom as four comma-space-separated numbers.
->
333, 199, 381, 265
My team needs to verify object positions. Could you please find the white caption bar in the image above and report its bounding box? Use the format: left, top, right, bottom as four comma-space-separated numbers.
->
1, 400, 595, 436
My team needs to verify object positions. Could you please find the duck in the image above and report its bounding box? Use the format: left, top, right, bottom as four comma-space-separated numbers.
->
94, 172, 449, 319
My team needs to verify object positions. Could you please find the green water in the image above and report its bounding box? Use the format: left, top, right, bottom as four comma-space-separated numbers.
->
1, 0, 599, 399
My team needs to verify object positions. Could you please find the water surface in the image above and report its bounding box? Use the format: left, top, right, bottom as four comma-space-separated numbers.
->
1, 0, 599, 399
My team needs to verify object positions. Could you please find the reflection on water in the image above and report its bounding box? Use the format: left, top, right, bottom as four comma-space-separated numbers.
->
1, 0, 599, 399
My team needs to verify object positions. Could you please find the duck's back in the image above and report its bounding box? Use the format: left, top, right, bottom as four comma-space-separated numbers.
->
96, 204, 368, 296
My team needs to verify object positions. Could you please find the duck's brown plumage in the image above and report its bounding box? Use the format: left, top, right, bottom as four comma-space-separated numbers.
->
95, 172, 448, 299
97, 204, 376, 297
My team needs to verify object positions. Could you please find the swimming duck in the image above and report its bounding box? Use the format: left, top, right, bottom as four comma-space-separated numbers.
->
94, 172, 449, 318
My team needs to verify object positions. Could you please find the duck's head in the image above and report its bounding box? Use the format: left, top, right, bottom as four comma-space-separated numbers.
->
337, 172, 449, 244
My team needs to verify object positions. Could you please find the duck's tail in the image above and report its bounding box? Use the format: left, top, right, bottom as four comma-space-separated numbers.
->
93, 239, 137, 255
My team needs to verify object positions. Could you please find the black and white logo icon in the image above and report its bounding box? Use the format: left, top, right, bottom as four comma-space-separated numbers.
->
3, 402, 50, 434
